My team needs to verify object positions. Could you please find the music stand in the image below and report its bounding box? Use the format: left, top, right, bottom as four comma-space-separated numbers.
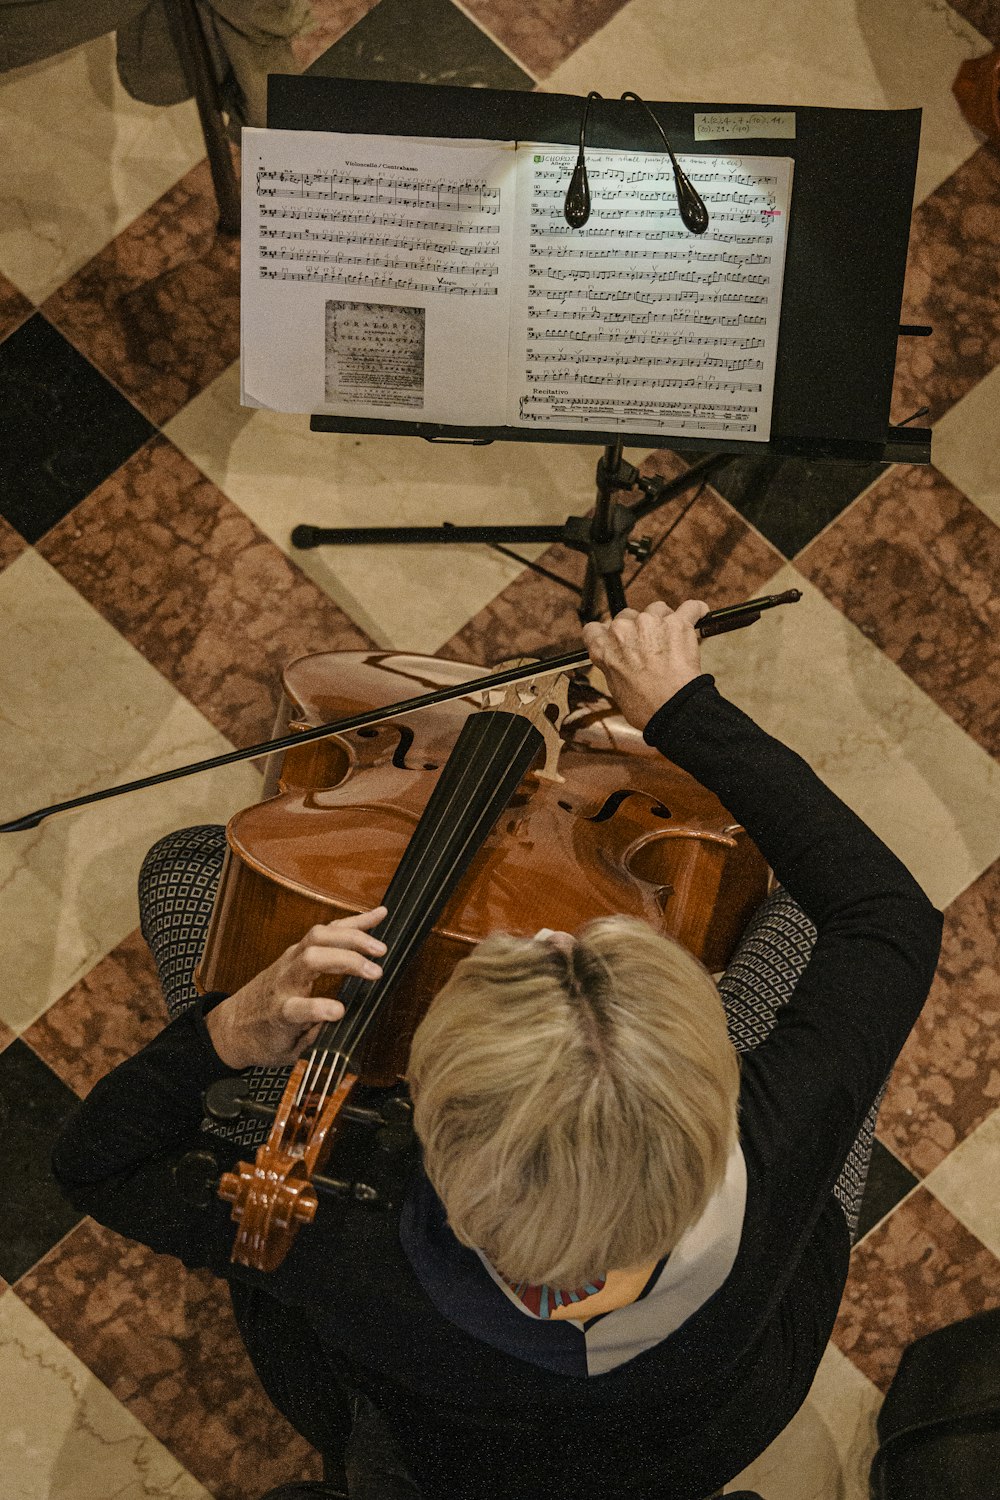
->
263, 76, 927, 621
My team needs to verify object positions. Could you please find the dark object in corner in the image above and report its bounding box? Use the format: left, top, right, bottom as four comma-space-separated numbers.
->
871, 1308, 1000, 1499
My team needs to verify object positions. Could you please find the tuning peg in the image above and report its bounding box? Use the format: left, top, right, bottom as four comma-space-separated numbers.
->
311, 1172, 385, 1209
173, 1149, 221, 1208
204, 1077, 277, 1125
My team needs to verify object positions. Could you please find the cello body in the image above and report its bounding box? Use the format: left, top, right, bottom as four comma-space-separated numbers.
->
197, 651, 769, 1087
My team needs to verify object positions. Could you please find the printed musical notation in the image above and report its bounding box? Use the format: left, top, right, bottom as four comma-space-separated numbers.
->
258, 266, 498, 295
262, 226, 501, 259
255, 161, 504, 298
509, 148, 793, 438
240, 127, 791, 437
526, 322, 766, 347
241, 129, 516, 419
526, 349, 765, 375
524, 372, 764, 393
256, 165, 501, 214
260, 204, 501, 235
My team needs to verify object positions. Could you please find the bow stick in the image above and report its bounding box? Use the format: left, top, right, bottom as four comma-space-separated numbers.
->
1, 591, 800, 834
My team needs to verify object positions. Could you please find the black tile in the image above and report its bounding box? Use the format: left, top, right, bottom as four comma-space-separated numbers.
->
0, 1039, 84, 1282
706, 453, 886, 558
854, 1137, 920, 1245
307, 0, 533, 90
0, 313, 155, 543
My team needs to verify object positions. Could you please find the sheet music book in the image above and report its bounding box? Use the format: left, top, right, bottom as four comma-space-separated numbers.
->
241, 126, 794, 443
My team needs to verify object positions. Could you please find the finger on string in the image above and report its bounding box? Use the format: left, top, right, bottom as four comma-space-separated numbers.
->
299, 946, 384, 980
341, 905, 388, 929
284, 994, 346, 1025
300, 925, 387, 957
298, 908, 387, 941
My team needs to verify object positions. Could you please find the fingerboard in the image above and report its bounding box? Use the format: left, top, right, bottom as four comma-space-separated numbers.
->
309, 707, 544, 1066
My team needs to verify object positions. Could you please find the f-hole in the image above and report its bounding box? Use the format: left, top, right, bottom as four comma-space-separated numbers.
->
358, 724, 436, 771
391, 726, 416, 769
588, 790, 671, 823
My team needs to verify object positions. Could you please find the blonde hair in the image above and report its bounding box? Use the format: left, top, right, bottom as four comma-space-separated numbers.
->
407, 918, 740, 1288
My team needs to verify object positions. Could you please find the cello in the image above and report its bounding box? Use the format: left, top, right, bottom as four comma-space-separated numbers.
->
195, 645, 771, 1273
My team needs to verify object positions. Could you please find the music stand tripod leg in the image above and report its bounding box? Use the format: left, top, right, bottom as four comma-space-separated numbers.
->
291, 445, 729, 624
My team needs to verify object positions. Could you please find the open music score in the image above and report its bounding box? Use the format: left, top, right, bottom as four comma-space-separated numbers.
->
257, 164, 502, 211
241, 129, 793, 439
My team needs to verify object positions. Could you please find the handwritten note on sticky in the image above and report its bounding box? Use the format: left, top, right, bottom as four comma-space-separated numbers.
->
695, 112, 795, 141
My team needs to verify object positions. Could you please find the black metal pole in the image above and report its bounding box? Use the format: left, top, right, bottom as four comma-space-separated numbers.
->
166, 0, 241, 235
579, 440, 627, 621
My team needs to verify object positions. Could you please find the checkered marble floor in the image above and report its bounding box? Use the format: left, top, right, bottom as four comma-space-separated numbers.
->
1, 2, 999, 1496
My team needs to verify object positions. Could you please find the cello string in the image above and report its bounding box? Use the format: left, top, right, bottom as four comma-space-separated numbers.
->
294, 712, 524, 1107
332, 709, 540, 1061
293, 708, 526, 1109
301, 709, 538, 1115
299, 707, 544, 1119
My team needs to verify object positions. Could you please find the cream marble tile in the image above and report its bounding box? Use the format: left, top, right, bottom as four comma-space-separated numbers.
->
724, 1341, 882, 1499
544, 0, 987, 205
932, 364, 1000, 528
0, 552, 261, 1030
924, 1109, 1000, 1257
0, 37, 204, 303
701, 563, 1000, 911
0, 1291, 211, 1500
166, 360, 629, 654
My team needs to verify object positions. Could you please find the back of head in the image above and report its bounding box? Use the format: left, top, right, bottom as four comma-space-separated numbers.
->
407, 917, 740, 1289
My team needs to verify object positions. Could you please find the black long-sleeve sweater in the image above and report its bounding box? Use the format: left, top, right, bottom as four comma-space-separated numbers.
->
51, 676, 942, 1499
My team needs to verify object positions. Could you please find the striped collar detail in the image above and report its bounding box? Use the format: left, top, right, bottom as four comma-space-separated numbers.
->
492, 1270, 608, 1319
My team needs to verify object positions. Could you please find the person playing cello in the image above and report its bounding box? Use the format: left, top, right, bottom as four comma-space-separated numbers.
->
51, 599, 942, 1500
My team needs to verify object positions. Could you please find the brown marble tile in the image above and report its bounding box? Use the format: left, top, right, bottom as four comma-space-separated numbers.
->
36, 436, 374, 747
41, 159, 240, 427
443, 451, 783, 663
23, 929, 164, 1100
877, 858, 1000, 1177
0, 271, 32, 343
292, 0, 383, 67
891, 143, 1000, 426
17, 1218, 322, 1497
798, 463, 1000, 758
460, 0, 632, 78
0, 1018, 15, 1055
832, 1186, 1000, 1392
948, 0, 1000, 44
0, 515, 25, 575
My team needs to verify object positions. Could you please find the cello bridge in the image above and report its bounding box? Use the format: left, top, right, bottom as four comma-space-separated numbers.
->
481, 665, 570, 783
